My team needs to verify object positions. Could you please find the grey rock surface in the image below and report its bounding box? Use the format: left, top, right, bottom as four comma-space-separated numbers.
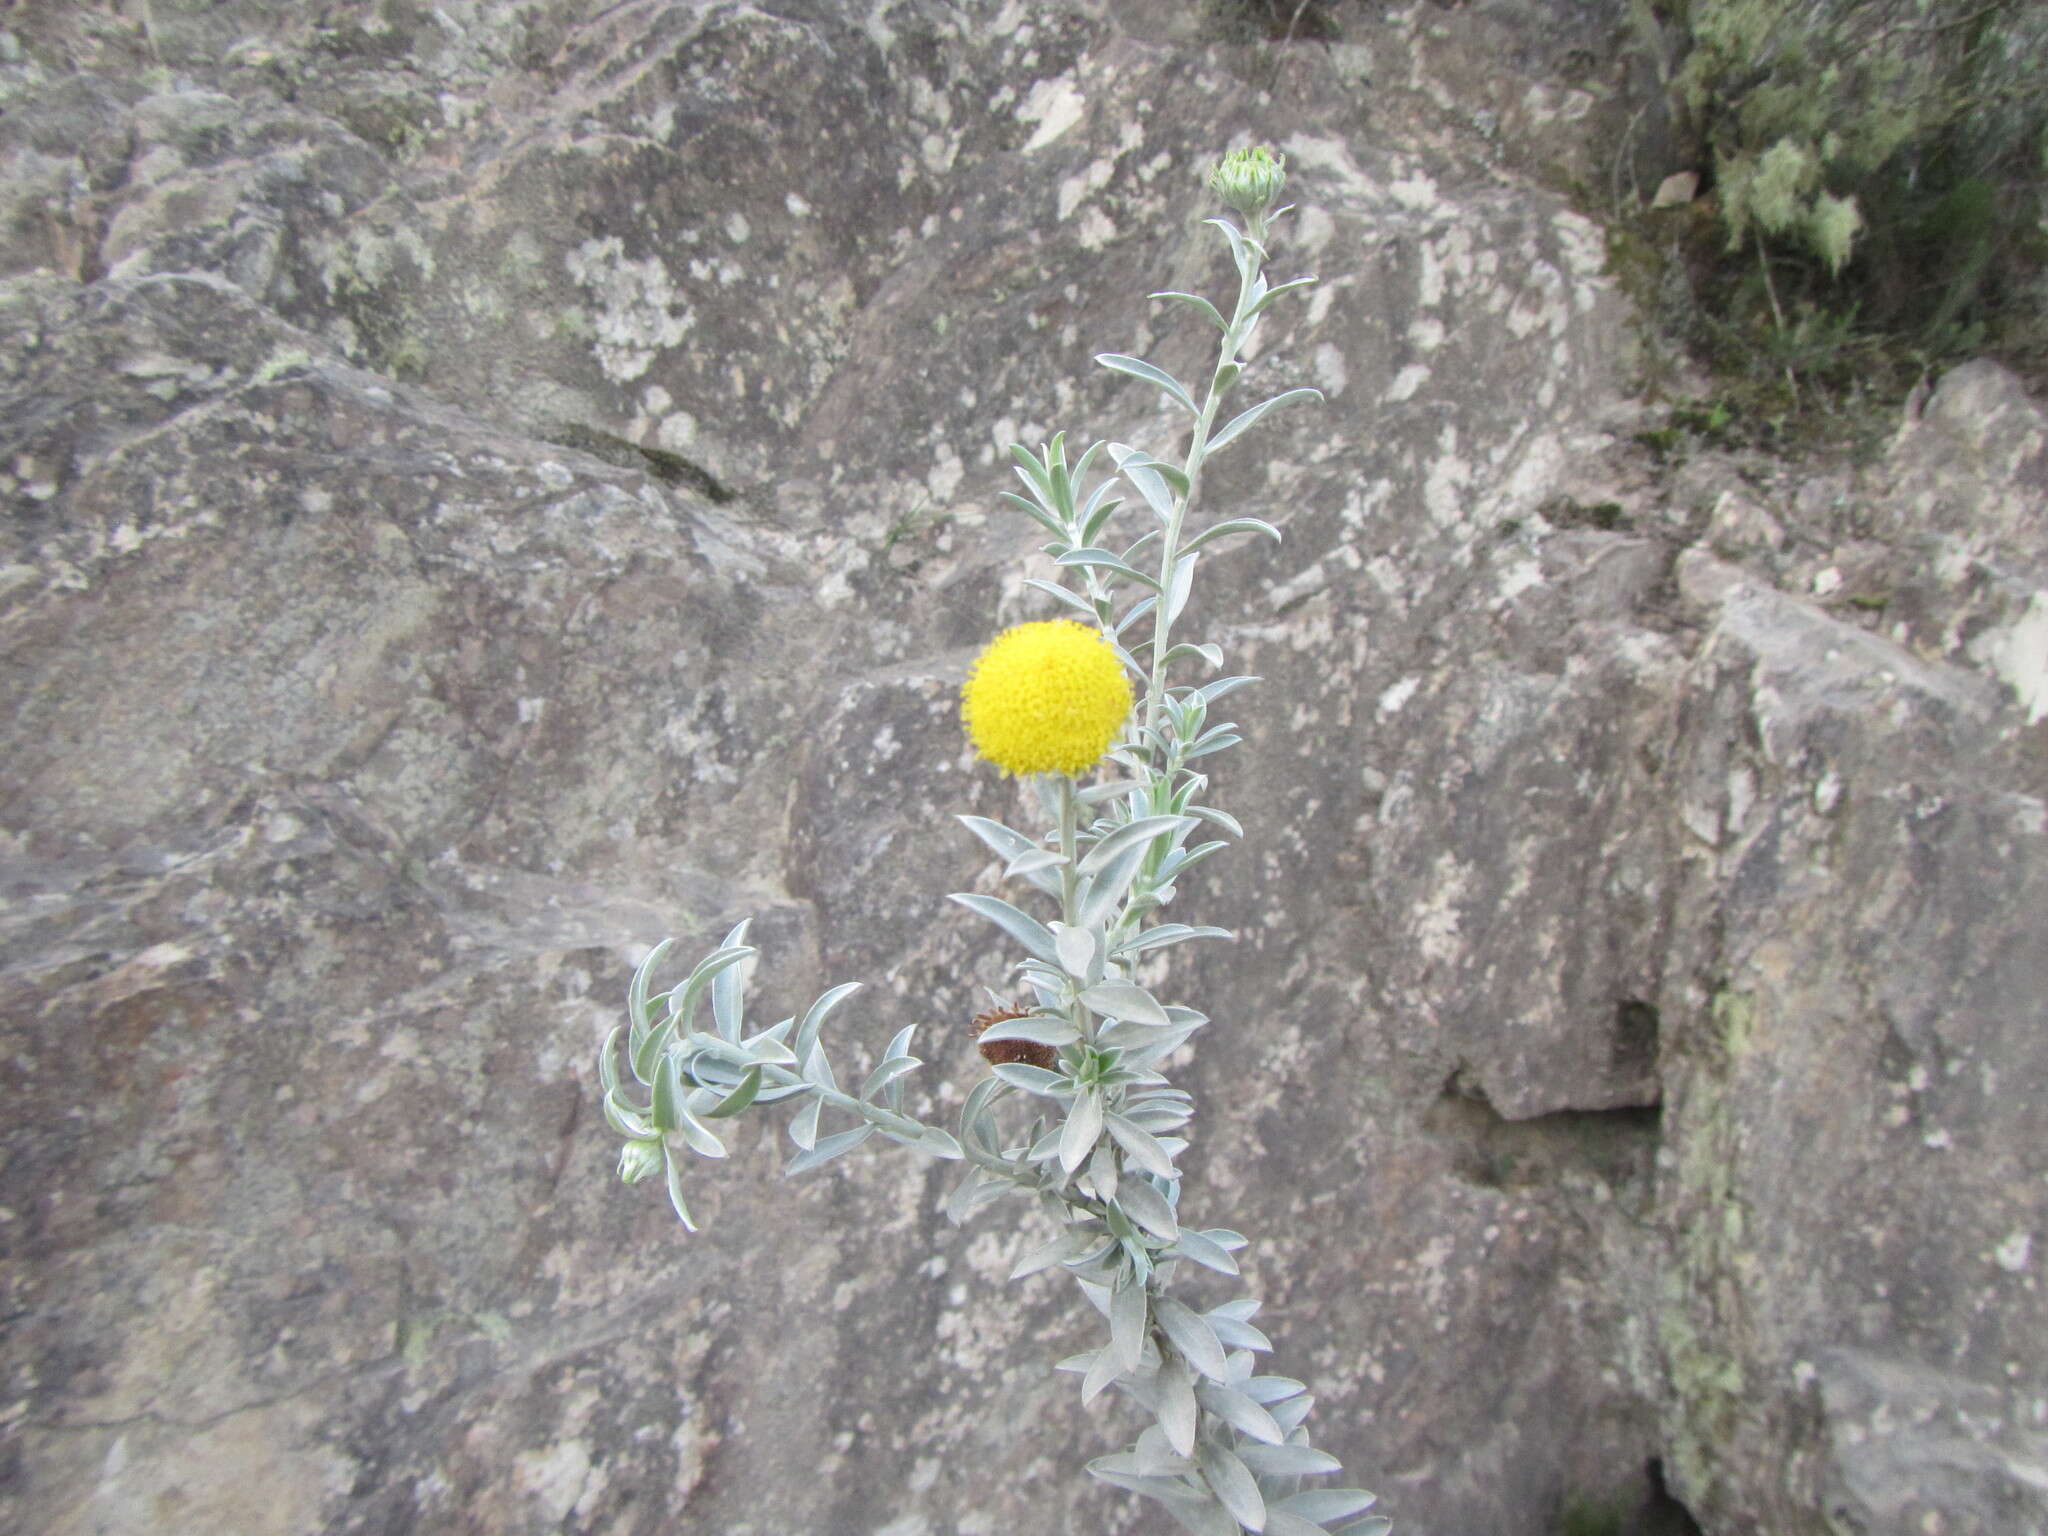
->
2, 4, 2043, 1535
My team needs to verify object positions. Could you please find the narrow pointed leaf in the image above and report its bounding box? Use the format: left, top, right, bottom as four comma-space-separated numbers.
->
1197, 1442, 1266, 1532
794, 981, 861, 1062
628, 938, 674, 1040
1105, 1112, 1179, 1178
1152, 289, 1227, 330
1183, 516, 1283, 557
1237, 1443, 1342, 1477
710, 920, 751, 1041
1197, 1381, 1287, 1445
992, 1062, 1069, 1095
1117, 1177, 1180, 1242
1168, 1227, 1240, 1274
784, 1123, 874, 1175
1276, 1491, 1378, 1523
1061, 1087, 1105, 1174
1159, 1351, 1200, 1456
788, 1093, 822, 1151
1208, 388, 1323, 453
948, 893, 1059, 965
1080, 814, 1196, 876
703, 1064, 762, 1118
1110, 1279, 1148, 1372
1097, 353, 1199, 415
662, 1148, 697, 1231
1154, 1295, 1229, 1381
1246, 274, 1318, 315
1079, 980, 1173, 1028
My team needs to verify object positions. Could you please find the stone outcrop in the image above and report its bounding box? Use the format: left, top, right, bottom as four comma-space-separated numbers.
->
3, 4, 2042, 1535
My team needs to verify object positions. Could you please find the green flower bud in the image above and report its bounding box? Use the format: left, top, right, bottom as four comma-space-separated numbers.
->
1209, 146, 1286, 217
618, 1137, 665, 1184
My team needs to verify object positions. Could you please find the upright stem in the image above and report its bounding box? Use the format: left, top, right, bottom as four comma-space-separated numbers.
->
1142, 212, 1269, 746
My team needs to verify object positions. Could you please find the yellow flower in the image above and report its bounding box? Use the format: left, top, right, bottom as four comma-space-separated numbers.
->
962, 620, 1133, 777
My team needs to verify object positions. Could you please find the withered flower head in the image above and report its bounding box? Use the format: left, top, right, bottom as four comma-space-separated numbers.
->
969, 1004, 1058, 1074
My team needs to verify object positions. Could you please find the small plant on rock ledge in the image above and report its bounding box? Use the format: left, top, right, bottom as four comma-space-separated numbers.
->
592, 146, 1388, 1536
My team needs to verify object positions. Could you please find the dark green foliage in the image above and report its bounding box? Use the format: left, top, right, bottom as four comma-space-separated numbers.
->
1622, 0, 2047, 418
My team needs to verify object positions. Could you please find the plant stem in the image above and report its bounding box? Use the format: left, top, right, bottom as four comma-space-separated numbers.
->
1142, 213, 1268, 746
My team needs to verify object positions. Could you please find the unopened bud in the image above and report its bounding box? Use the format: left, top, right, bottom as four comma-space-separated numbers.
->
618, 1138, 665, 1184
1209, 146, 1286, 218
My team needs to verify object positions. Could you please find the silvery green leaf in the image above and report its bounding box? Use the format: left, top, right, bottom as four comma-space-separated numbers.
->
651, 1052, 684, 1133
1193, 805, 1245, 840
960, 1075, 1005, 1148
785, 1123, 873, 1175
1053, 922, 1096, 980
1079, 1345, 1123, 1404
1117, 1178, 1180, 1242
1056, 546, 1161, 590
1064, 1231, 1121, 1272
1212, 1297, 1262, 1322
1206, 215, 1258, 278
788, 1093, 822, 1151
1183, 516, 1283, 557
1080, 814, 1196, 876
671, 1095, 728, 1159
1022, 575, 1101, 618
1196, 675, 1260, 704
1123, 1095, 1196, 1129
1009, 441, 1056, 501
949, 892, 1060, 966
603, 1088, 653, 1140
1151, 289, 1227, 330
1087, 1463, 1217, 1523
1245, 1374, 1306, 1403
1081, 492, 1125, 546
1207, 388, 1324, 454
1271, 1395, 1315, 1434
977, 1015, 1081, 1048
1184, 733, 1242, 760
630, 1011, 681, 1087
1168, 1229, 1240, 1276
1246, 274, 1318, 315
1105, 1112, 1179, 1178
794, 981, 861, 1063
960, 814, 1066, 897
1089, 1137, 1120, 1202
1263, 1512, 1334, 1536
1097, 353, 1200, 415
1061, 1087, 1104, 1174
598, 1025, 624, 1097
1108, 443, 1182, 522
880, 1022, 918, 1062
917, 1127, 963, 1160
1197, 1442, 1266, 1532
710, 920, 751, 1042
1134, 1425, 1195, 1477
702, 1064, 762, 1118
859, 1055, 922, 1099
1198, 1381, 1287, 1446
1157, 1349, 1200, 1456
1154, 1295, 1230, 1382
1164, 1492, 1243, 1536
1078, 776, 1147, 805
627, 939, 674, 1044
1334, 1518, 1392, 1536
944, 1165, 1006, 1223
1213, 359, 1242, 394
997, 488, 1067, 536
662, 1147, 697, 1232
1006, 847, 1068, 883
1118, 923, 1236, 956
1076, 851, 1146, 932
1276, 1491, 1377, 1523
992, 1062, 1069, 1096
1164, 551, 1198, 629
1012, 1231, 1085, 1280
1109, 1276, 1148, 1372
1164, 641, 1226, 671
1237, 1442, 1340, 1477
1079, 980, 1173, 1028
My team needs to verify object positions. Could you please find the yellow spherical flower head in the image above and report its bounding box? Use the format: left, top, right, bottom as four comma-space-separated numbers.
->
962, 619, 1134, 777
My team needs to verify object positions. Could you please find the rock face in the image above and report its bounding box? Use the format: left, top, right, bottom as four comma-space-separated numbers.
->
2, 4, 2043, 1535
